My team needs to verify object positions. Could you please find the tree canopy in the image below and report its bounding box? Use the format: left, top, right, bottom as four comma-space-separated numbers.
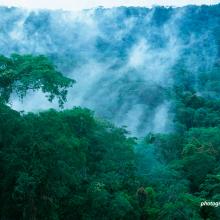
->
0, 54, 74, 107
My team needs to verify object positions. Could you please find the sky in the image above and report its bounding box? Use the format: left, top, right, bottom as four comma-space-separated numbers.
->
0, 0, 219, 11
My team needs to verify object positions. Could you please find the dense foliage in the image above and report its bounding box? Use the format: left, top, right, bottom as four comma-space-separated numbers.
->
136, 90, 220, 219
0, 105, 139, 220
0, 4, 220, 220
0, 52, 220, 219
0, 54, 139, 220
0, 54, 74, 106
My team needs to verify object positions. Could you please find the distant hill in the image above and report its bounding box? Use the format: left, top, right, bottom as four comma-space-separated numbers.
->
0, 4, 219, 136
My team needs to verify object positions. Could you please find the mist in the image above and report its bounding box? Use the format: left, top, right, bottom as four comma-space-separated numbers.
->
0, 5, 219, 136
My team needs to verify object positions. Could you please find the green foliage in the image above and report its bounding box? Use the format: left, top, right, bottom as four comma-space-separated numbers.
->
0, 104, 139, 219
0, 54, 74, 106
0, 12, 220, 218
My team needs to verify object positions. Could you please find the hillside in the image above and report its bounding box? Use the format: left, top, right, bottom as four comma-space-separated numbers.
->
1, 5, 219, 136
0, 4, 220, 219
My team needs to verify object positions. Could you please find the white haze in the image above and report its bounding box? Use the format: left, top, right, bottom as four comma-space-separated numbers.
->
0, 6, 217, 136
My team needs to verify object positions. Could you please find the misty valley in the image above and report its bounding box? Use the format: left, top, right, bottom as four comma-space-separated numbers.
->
0, 4, 220, 220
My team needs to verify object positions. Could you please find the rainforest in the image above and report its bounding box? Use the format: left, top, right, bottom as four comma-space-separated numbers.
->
0, 4, 220, 220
